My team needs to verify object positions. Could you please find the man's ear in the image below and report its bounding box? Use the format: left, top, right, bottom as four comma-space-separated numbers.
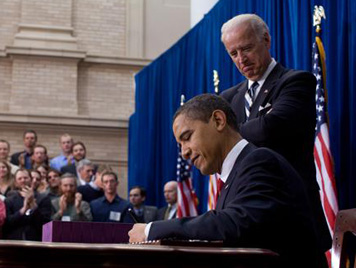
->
211, 110, 227, 131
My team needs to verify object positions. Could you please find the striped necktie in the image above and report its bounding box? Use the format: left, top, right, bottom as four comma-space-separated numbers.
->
244, 81, 259, 120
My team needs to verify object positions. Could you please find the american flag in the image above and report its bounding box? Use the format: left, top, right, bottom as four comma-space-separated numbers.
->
176, 144, 198, 217
207, 174, 223, 210
312, 30, 338, 264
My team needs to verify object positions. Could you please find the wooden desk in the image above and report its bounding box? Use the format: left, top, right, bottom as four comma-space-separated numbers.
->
0, 240, 279, 268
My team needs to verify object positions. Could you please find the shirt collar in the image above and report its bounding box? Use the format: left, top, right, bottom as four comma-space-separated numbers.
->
248, 58, 277, 94
219, 139, 249, 183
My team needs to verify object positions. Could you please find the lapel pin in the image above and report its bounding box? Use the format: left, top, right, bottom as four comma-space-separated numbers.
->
225, 184, 229, 189
264, 89, 269, 94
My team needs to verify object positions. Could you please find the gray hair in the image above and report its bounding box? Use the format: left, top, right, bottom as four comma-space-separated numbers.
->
221, 14, 270, 42
76, 159, 93, 172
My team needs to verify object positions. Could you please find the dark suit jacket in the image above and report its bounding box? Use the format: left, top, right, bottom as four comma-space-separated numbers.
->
157, 205, 176, 220
4, 191, 51, 241
60, 164, 77, 176
143, 205, 158, 223
220, 63, 331, 251
148, 144, 326, 268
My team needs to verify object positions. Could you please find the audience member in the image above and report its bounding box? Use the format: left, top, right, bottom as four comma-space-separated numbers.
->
60, 141, 86, 176
36, 164, 49, 193
46, 169, 61, 201
4, 169, 51, 241
11, 130, 37, 169
77, 164, 111, 203
32, 145, 49, 169
90, 172, 130, 222
0, 139, 19, 174
76, 159, 94, 186
0, 199, 5, 238
0, 160, 13, 198
50, 134, 74, 171
30, 169, 42, 193
129, 186, 158, 223
51, 173, 92, 222
157, 181, 177, 220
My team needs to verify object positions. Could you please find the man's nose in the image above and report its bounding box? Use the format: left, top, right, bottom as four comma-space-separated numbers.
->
181, 145, 191, 160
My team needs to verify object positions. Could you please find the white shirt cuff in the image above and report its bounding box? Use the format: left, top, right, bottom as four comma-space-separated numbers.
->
144, 222, 152, 240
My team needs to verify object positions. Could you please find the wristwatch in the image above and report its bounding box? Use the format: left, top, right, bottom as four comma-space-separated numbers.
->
25, 209, 32, 216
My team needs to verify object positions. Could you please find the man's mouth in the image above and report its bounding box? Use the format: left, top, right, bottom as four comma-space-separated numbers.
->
191, 155, 199, 166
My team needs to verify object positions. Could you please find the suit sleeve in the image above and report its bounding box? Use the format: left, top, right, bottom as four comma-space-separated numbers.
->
148, 152, 292, 243
240, 71, 316, 146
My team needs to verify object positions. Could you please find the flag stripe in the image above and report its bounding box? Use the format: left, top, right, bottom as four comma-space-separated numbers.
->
177, 144, 198, 218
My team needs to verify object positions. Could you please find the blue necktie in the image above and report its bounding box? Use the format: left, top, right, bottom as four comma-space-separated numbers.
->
244, 81, 259, 120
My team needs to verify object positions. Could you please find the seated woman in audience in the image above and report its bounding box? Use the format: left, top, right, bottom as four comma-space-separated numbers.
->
0, 160, 13, 198
36, 164, 49, 193
0, 140, 19, 175
30, 169, 42, 193
4, 169, 51, 241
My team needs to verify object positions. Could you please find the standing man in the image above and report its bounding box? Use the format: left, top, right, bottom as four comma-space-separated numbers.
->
60, 141, 87, 176
11, 130, 37, 169
157, 181, 177, 220
50, 134, 74, 171
51, 173, 92, 222
31, 145, 49, 169
129, 186, 158, 223
90, 172, 130, 222
77, 164, 112, 203
76, 159, 95, 186
0, 139, 19, 174
219, 14, 330, 251
4, 169, 51, 240
129, 94, 328, 268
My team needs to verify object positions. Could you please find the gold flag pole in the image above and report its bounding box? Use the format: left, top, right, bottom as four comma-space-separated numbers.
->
313, 5, 327, 102
213, 70, 220, 94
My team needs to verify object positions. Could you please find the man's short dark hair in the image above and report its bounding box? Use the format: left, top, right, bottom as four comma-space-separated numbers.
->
101, 171, 118, 182
23, 129, 37, 141
173, 94, 239, 132
130, 186, 147, 198
71, 141, 86, 153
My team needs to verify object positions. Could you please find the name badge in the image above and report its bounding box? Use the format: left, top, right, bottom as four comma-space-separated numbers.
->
109, 211, 121, 221
61, 216, 71, 222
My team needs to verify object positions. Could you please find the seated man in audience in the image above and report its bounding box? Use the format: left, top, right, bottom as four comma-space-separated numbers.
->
76, 159, 95, 186
51, 173, 92, 222
128, 94, 328, 268
90, 171, 130, 222
11, 130, 37, 169
157, 181, 177, 220
129, 186, 158, 223
46, 169, 61, 201
0, 139, 19, 174
60, 141, 87, 176
50, 134, 74, 171
4, 169, 51, 241
78, 164, 112, 203
32, 145, 49, 169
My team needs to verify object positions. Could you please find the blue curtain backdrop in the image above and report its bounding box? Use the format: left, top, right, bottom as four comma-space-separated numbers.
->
129, 0, 356, 211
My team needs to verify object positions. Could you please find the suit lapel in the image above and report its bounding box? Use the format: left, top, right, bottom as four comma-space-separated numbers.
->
216, 143, 256, 210
231, 80, 248, 123
249, 63, 285, 118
